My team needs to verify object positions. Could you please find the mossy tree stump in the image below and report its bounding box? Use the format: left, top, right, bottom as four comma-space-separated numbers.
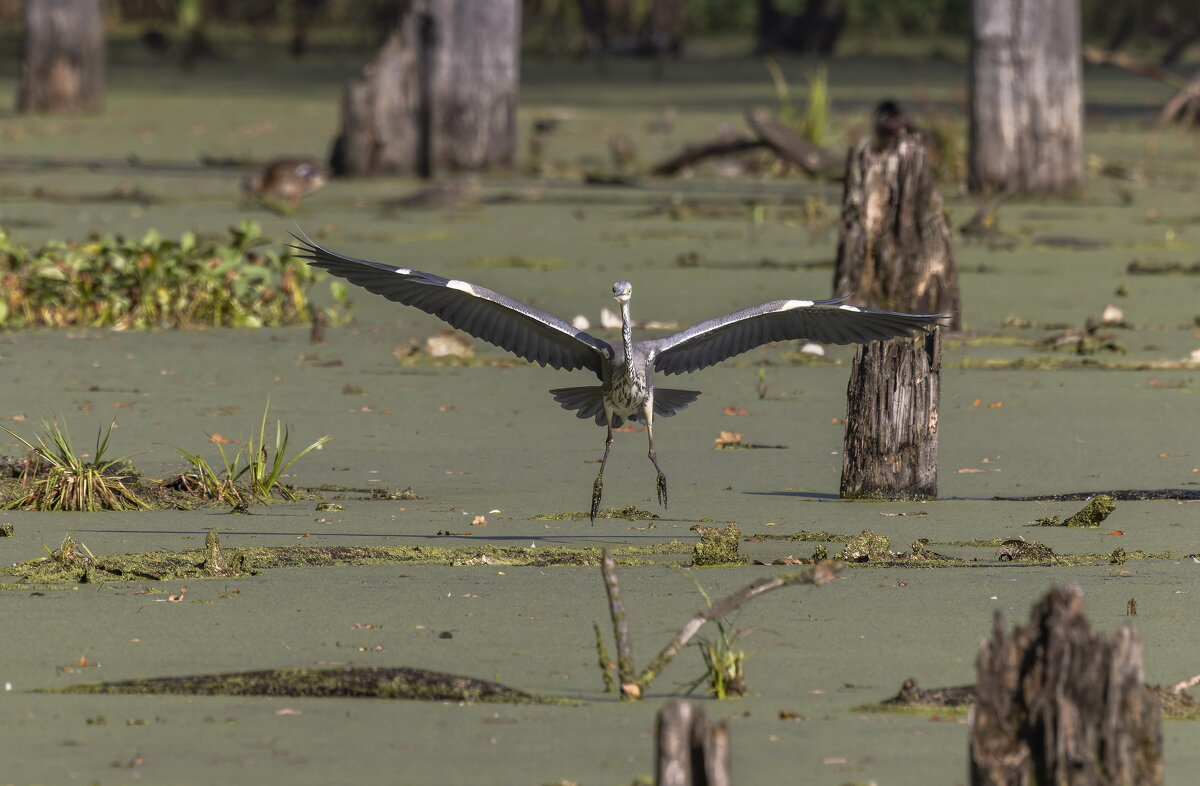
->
331, 0, 519, 177
969, 585, 1163, 786
834, 115, 955, 500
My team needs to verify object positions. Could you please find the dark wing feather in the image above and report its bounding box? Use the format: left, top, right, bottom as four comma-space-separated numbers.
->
651, 296, 947, 375
291, 233, 612, 374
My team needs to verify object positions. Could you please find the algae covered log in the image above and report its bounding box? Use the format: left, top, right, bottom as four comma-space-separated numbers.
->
43, 666, 557, 705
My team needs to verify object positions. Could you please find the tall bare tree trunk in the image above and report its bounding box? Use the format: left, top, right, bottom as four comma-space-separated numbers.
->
332, 0, 519, 177
968, 0, 1084, 195
17, 0, 105, 114
835, 114, 955, 501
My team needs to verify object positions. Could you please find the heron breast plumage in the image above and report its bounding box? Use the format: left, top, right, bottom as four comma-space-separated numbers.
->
607, 362, 650, 418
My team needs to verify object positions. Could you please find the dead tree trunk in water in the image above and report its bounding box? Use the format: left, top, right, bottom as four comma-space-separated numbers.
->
969, 0, 1085, 195
835, 116, 956, 500
840, 332, 941, 500
656, 699, 731, 786
331, 0, 519, 177
833, 128, 960, 325
970, 585, 1164, 786
17, 0, 106, 114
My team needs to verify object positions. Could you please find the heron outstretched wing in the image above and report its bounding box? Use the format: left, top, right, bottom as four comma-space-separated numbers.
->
291, 234, 612, 374
650, 296, 947, 375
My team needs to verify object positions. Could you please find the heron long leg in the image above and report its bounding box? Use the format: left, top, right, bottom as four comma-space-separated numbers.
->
591, 423, 615, 523
643, 402, 667, 508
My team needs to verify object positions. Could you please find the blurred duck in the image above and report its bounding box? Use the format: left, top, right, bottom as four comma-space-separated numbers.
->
242, 157, 330, 209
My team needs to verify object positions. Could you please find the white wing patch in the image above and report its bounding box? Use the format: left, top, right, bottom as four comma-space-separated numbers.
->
446, 279, 479, 295
838, 304, 862, 312
781, 299, 814, 310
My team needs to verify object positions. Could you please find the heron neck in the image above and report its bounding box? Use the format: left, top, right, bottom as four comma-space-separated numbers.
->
620, 301, 634, 364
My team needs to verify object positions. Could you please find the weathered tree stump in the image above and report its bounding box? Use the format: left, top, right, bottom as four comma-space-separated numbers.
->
968, 0, 1085, 195
835, 111, 956, 500
970, 585, 1164, 786
833, 124, 960, 324
840, 332, 941, 500
656, 699, 731, 786
331, 0, 519, 177
17, 0, 106, 114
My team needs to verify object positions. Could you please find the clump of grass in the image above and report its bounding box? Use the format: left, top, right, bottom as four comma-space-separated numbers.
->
0, 221, 346, 330
763, 58, 830, 146
798, 65, 830, 147
682, 576, 748, 700
42, 532, 98, 568
0, 420, 149, 512
171, 444, 244, 506
172, 402, 330, 505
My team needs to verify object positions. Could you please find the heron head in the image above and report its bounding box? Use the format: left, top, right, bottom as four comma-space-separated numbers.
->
612, 280, 632, 304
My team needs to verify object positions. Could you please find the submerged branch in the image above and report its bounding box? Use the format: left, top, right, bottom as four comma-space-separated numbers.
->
601, 550, 637, 697
634, 561, 840, 692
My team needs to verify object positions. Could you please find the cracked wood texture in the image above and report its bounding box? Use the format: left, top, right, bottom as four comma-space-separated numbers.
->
970, 586, 1164, 786
840, 331, 941, 500
333, 0, 519, 177
835, 128, 952, 500
968, 0, 1085, 195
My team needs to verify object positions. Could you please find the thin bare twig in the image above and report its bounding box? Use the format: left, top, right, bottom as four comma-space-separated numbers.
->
593, 622, 614, 694
634, 561, 840, 691
1169, 673, 1200, 695
601, 550, 637, 697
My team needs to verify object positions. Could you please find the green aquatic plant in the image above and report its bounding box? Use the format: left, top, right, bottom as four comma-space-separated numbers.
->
683, 575, 748, 700
763, 58, 830, 146
0, 221, 345, 330
173, 402, 329, 504
0, 420, 149, 512
171, 443, 246, 506
799, 65, 831, 147
242, 407, 330, 502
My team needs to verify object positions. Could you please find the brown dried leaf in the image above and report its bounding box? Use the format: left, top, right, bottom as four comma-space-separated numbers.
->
715, 430, 743, 447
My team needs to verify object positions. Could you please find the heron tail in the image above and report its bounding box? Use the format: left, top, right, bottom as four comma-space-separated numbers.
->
548, 386, 701, 427
646, 388, 702, 419
549, 386, 609, 426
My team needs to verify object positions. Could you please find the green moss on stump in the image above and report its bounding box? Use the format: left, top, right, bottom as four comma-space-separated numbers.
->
839, 530, 894, 562
691, 524, 747, 566
1063, 495, 1116, 528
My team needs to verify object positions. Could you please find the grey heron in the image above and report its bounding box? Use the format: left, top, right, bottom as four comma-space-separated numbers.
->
291, 234, 946, 521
